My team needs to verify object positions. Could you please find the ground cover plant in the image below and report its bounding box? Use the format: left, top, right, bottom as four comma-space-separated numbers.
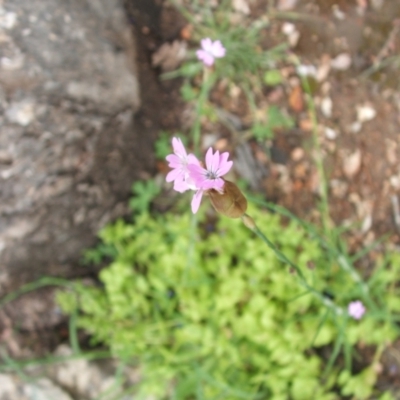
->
57, 196, 400, 399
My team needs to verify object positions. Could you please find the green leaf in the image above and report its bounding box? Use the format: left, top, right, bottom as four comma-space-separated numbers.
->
252, 122, 274, 140
379, 391, 396, 400
180, 81, 197, 102
129, 180, 161, 214
155, 131, 172, 160
340, 367, 377, 400
267, 105, 294, 130
264, 69, 283, 86
252, 106, 294, 140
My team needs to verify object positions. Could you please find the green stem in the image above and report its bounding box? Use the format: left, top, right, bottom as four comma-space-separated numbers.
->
0, 277, 74, 309
250, 197, 374, 302
242, 214, 344, 316
0, 350, 111, 372
304, 85, 331, 234
192, 68, 215, 154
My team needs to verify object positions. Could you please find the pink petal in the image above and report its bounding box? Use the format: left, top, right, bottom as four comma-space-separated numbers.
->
166, 168, 183, 182
217, 160, 232, 176
219, 152, 229, 165
205, 148, 214, 170
196, 49, 206, 61
174, 179, 190, 193
217, 153, 232, 176
211, 40, 226, 58
186, 164, 205, 189
166, 154, 181, 166
188, 163, 205, 178
204, 55, 215, 66
193, 176, 209, 190
197, 50, 214, 66
187, 154, 200, 165
213, 178, 225, 190
200, 38, 213, 52
194, 177, 209, 190
211, 150, 221, 173
202, 177, 224, 191
201, 180, 217, 190
172, 137, 186, 158
191, 190, 203, 214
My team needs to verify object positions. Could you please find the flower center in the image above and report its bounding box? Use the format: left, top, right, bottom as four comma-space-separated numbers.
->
206, 170, 218, 180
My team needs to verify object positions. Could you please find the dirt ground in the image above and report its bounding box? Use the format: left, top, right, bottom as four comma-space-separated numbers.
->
1, 0, 400, 396
129, 0, 400, 249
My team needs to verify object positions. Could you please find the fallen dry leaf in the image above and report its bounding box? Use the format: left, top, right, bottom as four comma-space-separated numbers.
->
180, 24, 193, 40
152, 40, 187, 72
299, 118, 312, 131
289, 85, 304, 112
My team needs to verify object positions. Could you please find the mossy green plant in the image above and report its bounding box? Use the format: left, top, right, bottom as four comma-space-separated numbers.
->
57, 204, 399, 399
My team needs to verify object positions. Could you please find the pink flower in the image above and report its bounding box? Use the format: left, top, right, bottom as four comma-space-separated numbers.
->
188, 148, 233, 213
165, 138, 233, 214
196, 38, 226, 67
166, 137, 200, 192
348, 300, 366, 320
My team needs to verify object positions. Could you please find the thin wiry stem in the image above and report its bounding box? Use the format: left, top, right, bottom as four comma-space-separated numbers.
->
241, 213, 344, 316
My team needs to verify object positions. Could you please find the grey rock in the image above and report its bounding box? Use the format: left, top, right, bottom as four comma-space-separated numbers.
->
0, 374, 19, 400
51, 345, 119, 399
0, 374, 73, 400
0, 345, 142, 400
23, 379, 74, 400
0, 0, 144, 290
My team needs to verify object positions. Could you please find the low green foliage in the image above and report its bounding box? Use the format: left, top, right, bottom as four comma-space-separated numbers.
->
155, 131, 174, 160
129, 180, 161, 214
58, 203, 399, 399
263, 70, 284, 86
252, 106, 294, 140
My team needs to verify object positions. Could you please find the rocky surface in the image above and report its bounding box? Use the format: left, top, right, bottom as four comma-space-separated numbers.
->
0, 0, 144, 291
0, 345, 140, 400
0, 374, 74, 400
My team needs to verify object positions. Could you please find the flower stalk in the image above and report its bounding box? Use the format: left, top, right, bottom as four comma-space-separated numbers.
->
241, 213, 344, 316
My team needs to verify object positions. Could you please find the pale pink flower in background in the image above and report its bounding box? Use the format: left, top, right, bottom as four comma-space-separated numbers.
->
166, 137, 200, 192
188, 148, 233, 213
348, 300, 366, 320
196, 38, 226, 67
